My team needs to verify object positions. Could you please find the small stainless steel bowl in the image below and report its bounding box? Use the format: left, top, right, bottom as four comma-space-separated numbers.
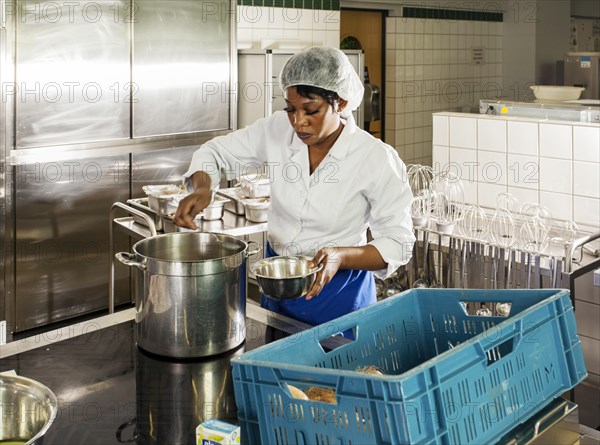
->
0, 374, 58, 444
202, 195, 229, 221
251, 256, 323, 300
244, 198, 269, 223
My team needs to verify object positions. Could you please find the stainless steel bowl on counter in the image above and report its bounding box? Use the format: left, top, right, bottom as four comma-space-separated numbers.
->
142, 184, 186, 216
161, 195, 230, 233
0, 374, 58, 445
251, 256, 322, 300
244, 198, 270, 223
202, 195, 229, 221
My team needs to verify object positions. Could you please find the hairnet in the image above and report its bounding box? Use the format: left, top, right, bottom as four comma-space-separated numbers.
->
279, 46, 364, 119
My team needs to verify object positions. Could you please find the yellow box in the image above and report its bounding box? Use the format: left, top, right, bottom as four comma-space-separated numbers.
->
196, 419, 240, 445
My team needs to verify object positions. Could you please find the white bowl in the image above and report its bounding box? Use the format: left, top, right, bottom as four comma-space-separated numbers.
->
529, 85, 585, 101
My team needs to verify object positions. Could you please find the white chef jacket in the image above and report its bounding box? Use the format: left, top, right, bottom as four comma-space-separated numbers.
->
183, 111, 415, 279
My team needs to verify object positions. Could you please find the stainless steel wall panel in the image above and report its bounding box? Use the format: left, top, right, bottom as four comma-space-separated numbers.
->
15, 0, 130, 148
14, 155, 130, 331
131, 145, 198, 197
132, 0, 232, 137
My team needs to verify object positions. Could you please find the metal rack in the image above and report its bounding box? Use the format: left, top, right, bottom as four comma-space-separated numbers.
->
382, 224, 600, 294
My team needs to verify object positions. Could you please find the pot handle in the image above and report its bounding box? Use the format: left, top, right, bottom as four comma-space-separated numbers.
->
115, 252, 148, 270
246, 240, 262, 257
116, 417, 138, 443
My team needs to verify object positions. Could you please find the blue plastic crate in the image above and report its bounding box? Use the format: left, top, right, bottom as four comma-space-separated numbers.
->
232, 289, 587, 445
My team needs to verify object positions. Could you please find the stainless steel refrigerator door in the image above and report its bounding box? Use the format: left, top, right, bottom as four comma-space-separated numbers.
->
14, 155, 131, 331
15, 0, 130, 148
132, 0, 232, 137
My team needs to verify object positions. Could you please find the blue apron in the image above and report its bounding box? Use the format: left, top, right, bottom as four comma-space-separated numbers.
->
259, 243, 376, 339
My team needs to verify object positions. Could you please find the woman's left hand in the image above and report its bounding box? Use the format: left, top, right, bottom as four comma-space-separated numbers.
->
304, 245, 388, 301
305, 247, 343, 300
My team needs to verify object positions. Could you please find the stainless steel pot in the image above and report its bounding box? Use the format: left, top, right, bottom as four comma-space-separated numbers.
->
0, 374, 58, 445
116, 232, 260, 358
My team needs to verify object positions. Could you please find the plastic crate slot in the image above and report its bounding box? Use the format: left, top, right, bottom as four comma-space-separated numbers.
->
374, 330, 386, 351
486, 336, 514, 365
450, 423, 461, 444
516, 352, 526, 371
463, 412, 477, 441
443, 314, 458, 333
285, 402, 304, 424
316, 432, 330, 445
273, 425, 287, 445
345, 349, 357, 367
359, 342, 371, 361
521, 378, 533, 402
268, 392, 285, 419
479, 403, 490, 432
508, 386, 519, 409
474, 376, 486, 398
330, 354, 343, 370
385, 323, 399, 345
503, 360, 514, 379
533, 368, 544, 394
464, 318, 479, 335
310, 406, 331, 425
389, 350, 402, 372
442, 388, 457, 418
354, 406, 373, 433
489, 369, 501, 388
458, 379, 471, 405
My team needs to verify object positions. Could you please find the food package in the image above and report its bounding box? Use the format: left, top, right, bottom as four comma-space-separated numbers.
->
196, 419, 240, 445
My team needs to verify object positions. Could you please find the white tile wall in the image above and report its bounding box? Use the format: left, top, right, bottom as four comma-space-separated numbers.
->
449, 117, 477, 149
477, 119, 506, 152
478, 182, 506, 209
478, 150, 507, 185
507, 153, 539, 189
449, 146, 477, 182
432, 144, 449, 167
539, 158, 572, 194
574, 161, 600, 199
573, 125, 600, 162
433, 116, 450, 145
508, 121, 538, 156
539, 123, 573, 159
432, 113, 600, 228
540, 191, 573, 222
574, 196, 600, 227
507, 186, 538, 205
386, 17, 503, 165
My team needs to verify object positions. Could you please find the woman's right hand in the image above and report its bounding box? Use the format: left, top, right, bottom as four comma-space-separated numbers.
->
173, 188, 212, 229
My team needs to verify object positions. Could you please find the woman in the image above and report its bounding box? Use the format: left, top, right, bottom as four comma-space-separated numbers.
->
174, 46, 415, 333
